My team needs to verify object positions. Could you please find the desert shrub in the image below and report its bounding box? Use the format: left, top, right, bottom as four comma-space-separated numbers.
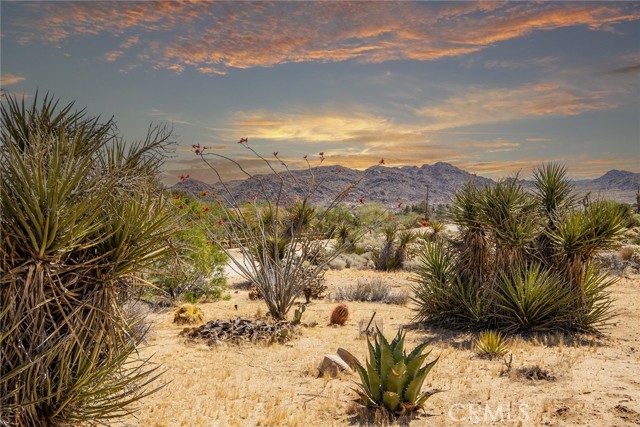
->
333, 279, 408, 305
353, 329, 440, 416
0, 94, 175, 425
173, 304, 205, 325
153, 199, 228, 303
413, 163, 625, 333
192, 143, 381, 320
474, 331, 508, 360
299, 262, 328, 303
618, 246, 635, 261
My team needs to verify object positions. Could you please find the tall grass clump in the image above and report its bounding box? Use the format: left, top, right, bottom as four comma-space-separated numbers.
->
0, 94, 177, 426
412, 163, 626, 333
333, 278, 409, 305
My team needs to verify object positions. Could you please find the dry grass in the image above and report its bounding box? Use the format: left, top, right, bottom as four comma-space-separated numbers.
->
126, 269, 640, 426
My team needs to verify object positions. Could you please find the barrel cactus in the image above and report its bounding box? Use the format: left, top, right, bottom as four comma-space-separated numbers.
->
330, 303, 349, 325
354, 328, 441, 415
173, 303, 205, 325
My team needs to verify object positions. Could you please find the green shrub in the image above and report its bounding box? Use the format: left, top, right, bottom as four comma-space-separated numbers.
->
0, 94, 175, 425
153, 208, 228, 302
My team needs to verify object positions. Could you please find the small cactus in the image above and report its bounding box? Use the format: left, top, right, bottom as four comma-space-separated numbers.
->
330, 303, 349, 325
173, 303, 204, 325
291, 304, 306, 326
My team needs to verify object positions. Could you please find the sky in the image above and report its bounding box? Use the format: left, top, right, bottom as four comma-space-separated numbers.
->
1, 1, 639, 184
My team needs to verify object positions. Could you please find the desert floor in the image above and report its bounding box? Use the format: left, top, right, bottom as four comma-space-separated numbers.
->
126, 268, 640, 427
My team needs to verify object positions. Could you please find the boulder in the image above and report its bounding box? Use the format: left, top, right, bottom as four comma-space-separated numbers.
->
318, 354, 352, 377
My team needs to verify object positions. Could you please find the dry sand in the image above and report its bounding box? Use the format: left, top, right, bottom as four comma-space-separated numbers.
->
126, 269, 640, 427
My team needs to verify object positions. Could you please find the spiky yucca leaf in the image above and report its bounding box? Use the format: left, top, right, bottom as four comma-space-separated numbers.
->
0, 94, 176, 426
493, 264, 573, 332
575, 265, 617, 331
474, 331, 509, 360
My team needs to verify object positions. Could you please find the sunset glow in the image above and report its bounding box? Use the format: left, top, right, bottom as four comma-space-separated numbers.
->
2, 1, 638, 182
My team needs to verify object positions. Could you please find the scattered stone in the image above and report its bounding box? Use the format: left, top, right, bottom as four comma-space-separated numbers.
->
180, 317, 295, 345
318, 354, 353, 377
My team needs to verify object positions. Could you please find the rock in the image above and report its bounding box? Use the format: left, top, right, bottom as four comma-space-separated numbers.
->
337, 348, 361, 370
318, 354, 352, 377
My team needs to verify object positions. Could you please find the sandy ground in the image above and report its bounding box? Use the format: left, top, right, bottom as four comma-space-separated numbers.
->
125, 269, 640, 427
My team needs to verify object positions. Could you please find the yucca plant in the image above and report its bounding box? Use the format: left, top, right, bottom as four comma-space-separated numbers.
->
474, 330, 508, 360
413, 163, 624, 334
575, 265, 617, 331
411, 240, 490, 328
354, 329, 440, 415
0, 94, 176, 426
480, 178, 541, 270
492, 263, 573, 332
447, 183, 492, 286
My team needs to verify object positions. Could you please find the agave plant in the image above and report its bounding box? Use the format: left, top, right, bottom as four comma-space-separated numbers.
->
354, 329, 440, 415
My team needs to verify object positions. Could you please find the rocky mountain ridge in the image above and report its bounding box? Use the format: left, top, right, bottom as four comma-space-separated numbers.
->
172, 163, 639, 206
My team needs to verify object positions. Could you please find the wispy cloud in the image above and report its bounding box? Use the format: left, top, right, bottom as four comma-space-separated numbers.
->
0, 73, 25, 86
483, 56, 558, 71
7, 2, 639, 74
457, 139, 521, 153
607, 63, 640, 75
526, 137, 551, 143
418, 82, 618, 130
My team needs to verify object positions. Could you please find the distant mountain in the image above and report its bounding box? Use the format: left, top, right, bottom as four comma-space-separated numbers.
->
172, 164, 639, 206
571, 169, 639, 205
575, 169, 640, 191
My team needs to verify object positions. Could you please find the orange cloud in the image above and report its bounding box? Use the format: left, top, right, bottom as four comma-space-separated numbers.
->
418, 83, 618, 130
103, 50, 123, 62
226, 111, 434, 154
1, 74, 25, 85
8, 2, 639, 74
